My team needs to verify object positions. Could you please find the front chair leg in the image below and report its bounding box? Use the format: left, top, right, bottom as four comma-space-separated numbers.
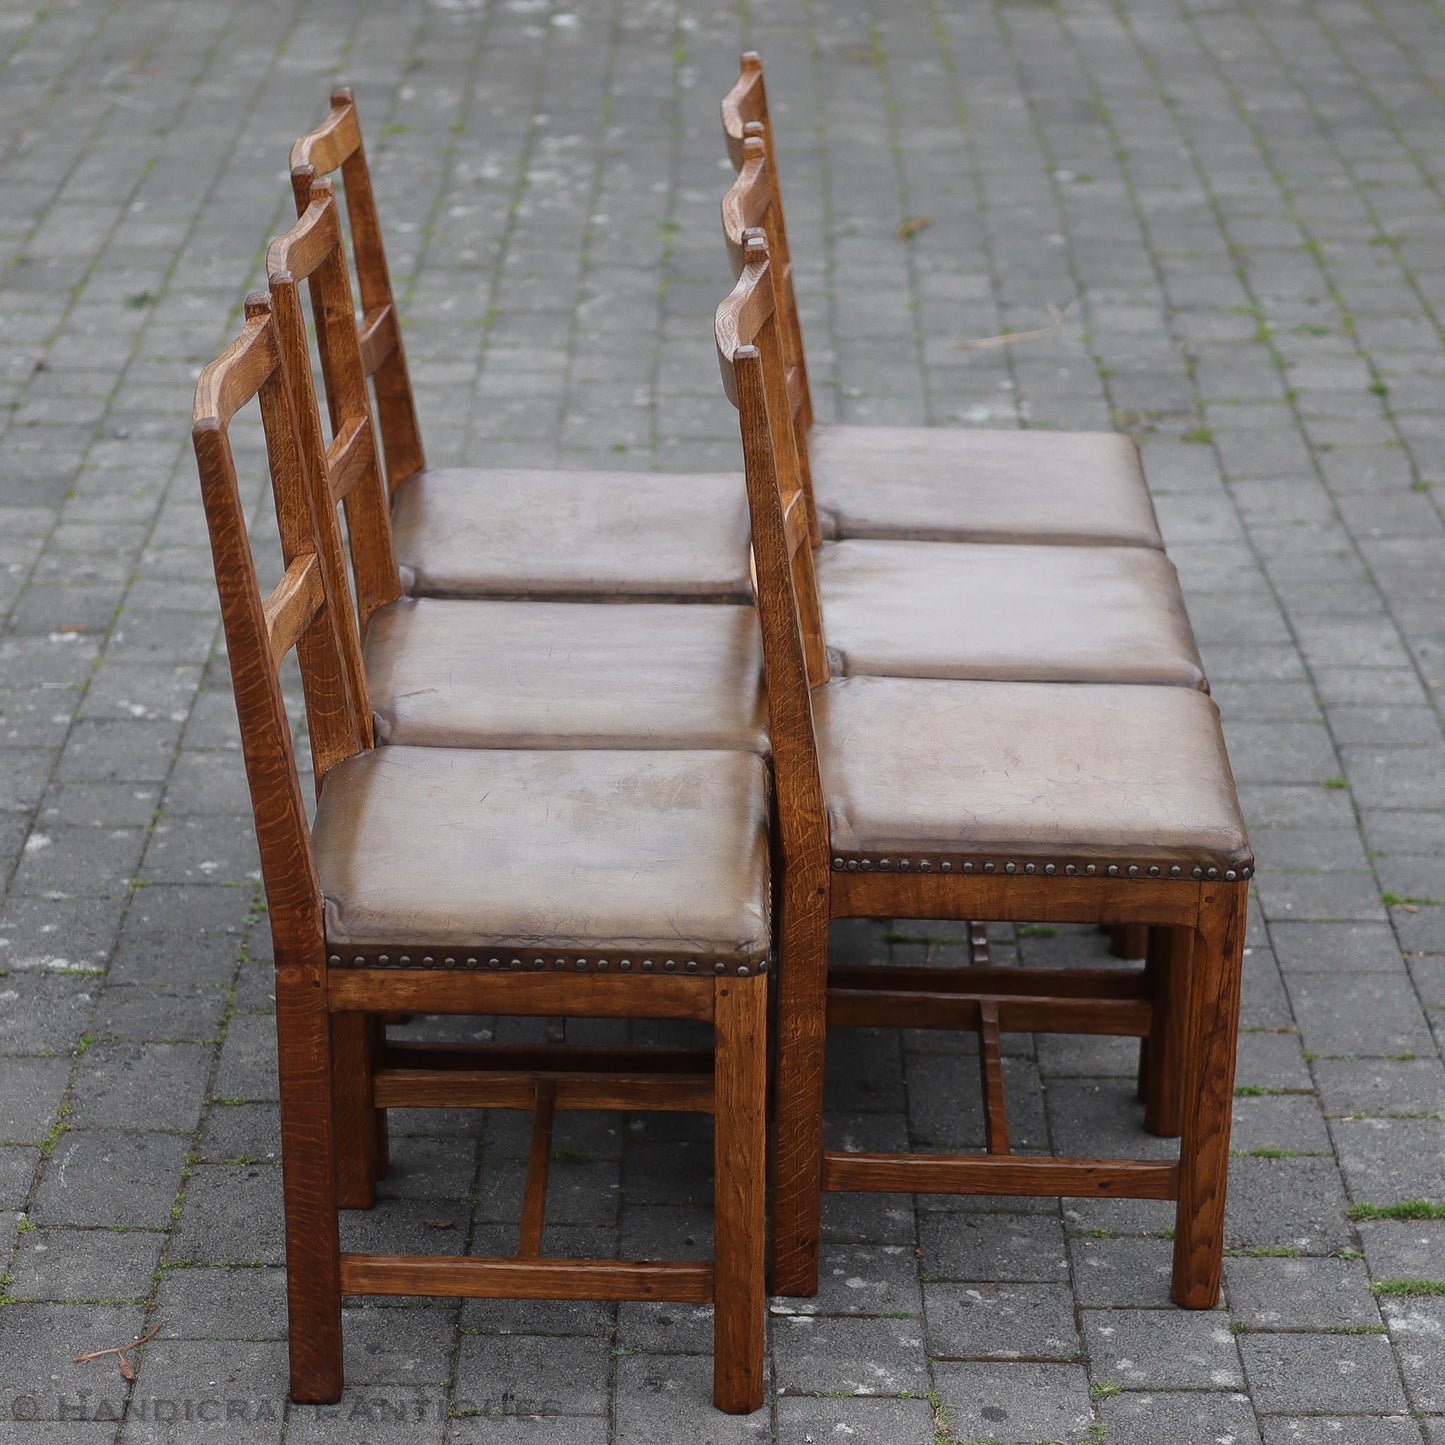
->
1171, 882, 1247, 1308
712, 974, 768, 1414
276, 964, 344, 1403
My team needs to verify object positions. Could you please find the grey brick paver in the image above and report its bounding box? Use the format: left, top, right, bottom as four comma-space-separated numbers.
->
0, 0, 1443, 1436
1240, 1330, 1410, 1415
1082, 1309, 1244, 1390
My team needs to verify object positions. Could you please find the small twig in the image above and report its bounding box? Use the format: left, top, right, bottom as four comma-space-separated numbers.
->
72, 1322, 162, 1366
955, 302, 1066, 350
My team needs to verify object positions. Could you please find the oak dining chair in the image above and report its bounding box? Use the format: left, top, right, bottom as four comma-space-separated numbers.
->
716, 233, 1251, 1307
265, 182, 767, 755
290, 87, 755, 603
192, 294, 770, 1414
720, 51, 1165, 552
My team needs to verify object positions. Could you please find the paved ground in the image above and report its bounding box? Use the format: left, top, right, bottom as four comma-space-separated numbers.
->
0, 0, 1443, 1440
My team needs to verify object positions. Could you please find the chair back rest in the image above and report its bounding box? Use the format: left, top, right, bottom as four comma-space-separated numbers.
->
267, 182, 402, 638
721, 53, 815, 440
717, 228, 829, 690
715, 233, 828, 866
721, 133, 817, 541
290, 87, 425, 495
191, 297, 368, 952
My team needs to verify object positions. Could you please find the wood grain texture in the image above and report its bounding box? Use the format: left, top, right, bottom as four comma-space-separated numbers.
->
191, 300, 353, 946
1172, 881, 1248, 1306
195, 301, 384, 1401
717, 246, 831, 1297
823, 1152, 1179, 1199
1143, 925, 1191, 1137
261, 553, 323, 669
829, 964, 1150, 999
268, 184, 401, 637
518, 1081, 556, 1257
827, 989, 1152, 1036
831, 871, 1204, 926
373, 1042, 715, 1111
374, 1068, 714, 1113
719, 54, 816, 448
379, 1042, 715, 1075
328, 968, 717, 1021
330, 1011, 379, 1208
712, 975, 768, 1413
339, 1255, 714, 1302
274, 955, 344, 1403
978, 1000, 1010, 1155
1110, 923, 1150, 959
291, 88, 426, 493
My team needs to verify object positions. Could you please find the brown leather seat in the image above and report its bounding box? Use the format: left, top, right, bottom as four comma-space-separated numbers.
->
312, 746, 773, 967
816, 540, 1206, 688
810, 427, 1164, 548
363, 598, 768, 752
815, 676, 1252, 877
389, 468, 754, 601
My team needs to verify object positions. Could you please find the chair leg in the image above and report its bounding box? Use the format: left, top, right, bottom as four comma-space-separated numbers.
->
1142, 926, 1191, 1138
330, 1012, 379, 1208
1171, 881, 1248, 1308
769, 883, 831, 1298
1109, 923, 1149, 960
369, 1014, 390, 1181
711, 974, 768, 1415
275, 965, 344, 1403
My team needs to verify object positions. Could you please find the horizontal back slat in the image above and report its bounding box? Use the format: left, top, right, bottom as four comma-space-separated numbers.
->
263, 553, 325, 668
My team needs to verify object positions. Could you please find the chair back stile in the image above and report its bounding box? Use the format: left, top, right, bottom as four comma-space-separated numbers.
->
720, 54, 815, 441
723, 231, 829, 689
290, 87, 426, 495
191, 296, 366, 958
715, 235, 828, 868
267, 183, 404, 642
716, 239, 833, 1243
721, 133, 818, 542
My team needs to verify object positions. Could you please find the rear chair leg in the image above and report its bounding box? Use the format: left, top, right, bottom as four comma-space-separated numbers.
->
369, 1014, 390, 1180
1142, 926, 1191, 1137
768, 887, 831, 1299
1109, 923, 1149, 960
1171, 882, 1247, 1308
330, 1012, 380, 1207
712, 974, 768, 1414
276, 965, 344, 1402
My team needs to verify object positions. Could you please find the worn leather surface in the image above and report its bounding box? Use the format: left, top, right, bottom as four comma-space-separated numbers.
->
390, 467, 754, 600
810, 425, 1164, 548
313, 746, 772, 960
816, 540, 1207, 688
815, 675, 1252, 871
364, 597, 768, 751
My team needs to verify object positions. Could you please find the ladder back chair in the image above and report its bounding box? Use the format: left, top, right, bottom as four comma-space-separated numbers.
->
716, 234, 1252, 1307
290, 88, 755, 604
721, 53, 1166, 552
720, 138, 1210, 693
266, 183, 767, 754
193, 296, 770, 1414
